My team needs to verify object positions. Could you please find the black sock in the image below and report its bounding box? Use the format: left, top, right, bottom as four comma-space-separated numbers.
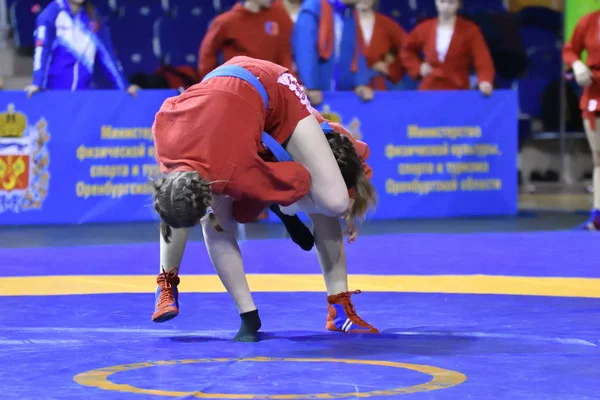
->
269, 204, 314, 251
233, 309, 262, 342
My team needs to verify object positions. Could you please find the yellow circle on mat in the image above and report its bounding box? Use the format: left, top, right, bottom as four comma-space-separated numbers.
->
73, 356, 467, 398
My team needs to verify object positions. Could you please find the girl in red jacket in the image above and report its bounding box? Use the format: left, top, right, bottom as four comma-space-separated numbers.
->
151, 56, 378, 341
355, 0, 408, 90
400, 0, 494, 95
563, 10, 600, 230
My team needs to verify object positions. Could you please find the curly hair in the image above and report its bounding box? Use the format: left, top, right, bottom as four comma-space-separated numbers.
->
152, 171, 222, 243
325, 132, 377, 221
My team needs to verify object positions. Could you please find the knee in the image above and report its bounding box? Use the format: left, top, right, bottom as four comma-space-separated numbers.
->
322, 190, 350, 216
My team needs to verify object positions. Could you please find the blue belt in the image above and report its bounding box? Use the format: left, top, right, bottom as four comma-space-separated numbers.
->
202, 64, 334, 162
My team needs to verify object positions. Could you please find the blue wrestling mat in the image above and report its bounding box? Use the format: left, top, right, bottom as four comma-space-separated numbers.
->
1, 231, 599, 399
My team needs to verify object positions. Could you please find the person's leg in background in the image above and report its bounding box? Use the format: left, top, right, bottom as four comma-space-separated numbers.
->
581, 114, 600, 230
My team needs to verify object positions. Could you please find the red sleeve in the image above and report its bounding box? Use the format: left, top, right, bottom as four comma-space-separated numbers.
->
384, 16, 407, 84
469, 25, 495, 85
400, 22, 426, 79
237, 157, 311, 204
231, 157, 311, 223
198, 15, 226, 79
230, 148, 312, 223
563, 14, 590, 67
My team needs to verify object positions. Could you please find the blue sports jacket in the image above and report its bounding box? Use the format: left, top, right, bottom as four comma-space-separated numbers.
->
32, 0, 127, 90
292, 0, 371, 91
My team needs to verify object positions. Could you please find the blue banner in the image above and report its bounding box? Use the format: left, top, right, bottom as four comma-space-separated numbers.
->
0, 89, 517, 226
0, 90, 178, 225
310, 90, 519, 220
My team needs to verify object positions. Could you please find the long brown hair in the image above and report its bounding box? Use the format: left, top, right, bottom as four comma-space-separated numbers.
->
350, 173, 377, 222
326, 132, 377, 221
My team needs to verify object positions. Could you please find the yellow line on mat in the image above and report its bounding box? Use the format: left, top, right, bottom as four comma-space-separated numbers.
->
1, 274, 599, 298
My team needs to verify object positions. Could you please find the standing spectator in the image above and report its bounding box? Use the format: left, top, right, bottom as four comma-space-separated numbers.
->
292, 0, 373, 106
198, 0, 294, 80
400, 0, 494, 96
280, 0, 303, 23
356, 0, 407, 90
563, 9, 600, 230
277, 0, 303, 79
27, 0, 138, 97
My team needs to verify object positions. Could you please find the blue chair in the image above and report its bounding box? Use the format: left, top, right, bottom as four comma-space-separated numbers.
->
117, 0, 166, 22
169, 0, 222, 19
519, 6, 561, 35
155, 10, 214, 66
170, 1, 217, 19
10, 0, 51, 49
414, 0, 436, 21
378, 0, 415, 31
92, 0, 121, 19
108, 1, 165, 75
378, 0, 413, 15
519, 25, 559, 51
462, 0, 506, 14
215, 0, 237, 13
517, 78, 548, 118
526, 47, 562, 81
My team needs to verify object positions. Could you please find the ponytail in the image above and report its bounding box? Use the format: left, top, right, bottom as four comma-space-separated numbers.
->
349, 173, 377, 222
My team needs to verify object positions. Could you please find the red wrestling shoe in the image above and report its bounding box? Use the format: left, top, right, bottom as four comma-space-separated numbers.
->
326, 290, 379, 333
152, 268, 180, 323
578, 209, 600, 231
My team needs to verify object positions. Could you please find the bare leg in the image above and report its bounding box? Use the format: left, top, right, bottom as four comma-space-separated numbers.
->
201, 194, 256, 314
286, 114, 350, 216
583, 118, 600, 210
154, 226, 189, 323
309, 213, 348, 295
159, 227, 190, 273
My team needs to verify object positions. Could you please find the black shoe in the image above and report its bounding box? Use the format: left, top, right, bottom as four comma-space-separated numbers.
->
269, 204, 314, 251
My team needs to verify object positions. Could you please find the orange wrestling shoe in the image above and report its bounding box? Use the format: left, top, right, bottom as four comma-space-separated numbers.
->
326, 290, 379, 333
152, 268, 180, 323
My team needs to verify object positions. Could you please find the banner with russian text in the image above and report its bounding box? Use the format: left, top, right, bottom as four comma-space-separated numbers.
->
0, 90, 177, 225
0, 89, 517, 226
268, 90, 519, 221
